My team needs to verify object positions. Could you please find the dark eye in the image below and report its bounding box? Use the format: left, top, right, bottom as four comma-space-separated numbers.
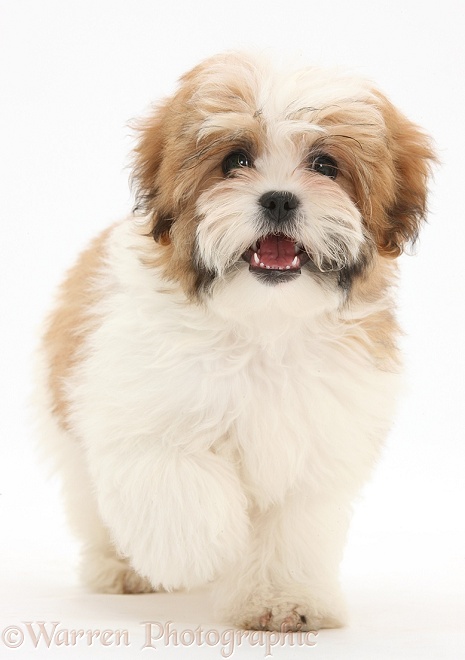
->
309, 154, 338, 179
222, 151, 253, 176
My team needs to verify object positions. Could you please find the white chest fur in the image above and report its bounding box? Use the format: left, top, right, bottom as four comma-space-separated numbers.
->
69, 222, 400, 510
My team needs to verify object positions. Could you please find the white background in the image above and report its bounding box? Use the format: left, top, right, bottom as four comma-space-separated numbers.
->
1, 0, 464, 658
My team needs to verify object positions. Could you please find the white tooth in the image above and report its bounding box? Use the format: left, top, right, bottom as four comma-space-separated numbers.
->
294, 244, 300, 254
252, 242, 258, 252
260, 262, 265, 268
291, 256, 299, 267
286, 265, 291, 270
266, 265, 271, 269
253, 252, 260, 265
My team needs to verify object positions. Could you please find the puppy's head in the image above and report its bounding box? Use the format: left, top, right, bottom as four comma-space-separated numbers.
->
132, 52, 434, 315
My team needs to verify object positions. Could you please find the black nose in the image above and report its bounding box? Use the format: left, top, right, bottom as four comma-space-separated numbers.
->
259, 191, 300, 224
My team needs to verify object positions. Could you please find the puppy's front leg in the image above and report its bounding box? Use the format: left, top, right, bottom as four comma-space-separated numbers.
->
216, 488, 352, 631
84, 442, 250, 591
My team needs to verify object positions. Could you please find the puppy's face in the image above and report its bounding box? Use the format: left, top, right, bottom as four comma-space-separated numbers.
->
133, 53, 434, 315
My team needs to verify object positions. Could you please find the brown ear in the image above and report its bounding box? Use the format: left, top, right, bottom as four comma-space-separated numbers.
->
131, 102, 174, 244
372, 92, 436, 257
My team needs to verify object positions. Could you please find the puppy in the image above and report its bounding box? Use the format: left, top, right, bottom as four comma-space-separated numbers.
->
36, 52, 435, 632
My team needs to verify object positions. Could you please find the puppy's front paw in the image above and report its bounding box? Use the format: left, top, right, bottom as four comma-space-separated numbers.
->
237, 600, 345, 632
119, 566, 155, 594
81, 552, 155, 594
255, 603, 311, 632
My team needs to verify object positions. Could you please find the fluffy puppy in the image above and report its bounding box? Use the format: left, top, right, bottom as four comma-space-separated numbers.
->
36, 52, 435, 632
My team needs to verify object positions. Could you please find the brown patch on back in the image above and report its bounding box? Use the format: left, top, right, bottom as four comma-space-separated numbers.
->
346, 256, 401, 369
361, 308, 400, 369
42, 228, 111, 429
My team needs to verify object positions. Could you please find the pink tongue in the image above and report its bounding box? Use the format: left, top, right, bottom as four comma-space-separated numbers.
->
259, 235, 297, 268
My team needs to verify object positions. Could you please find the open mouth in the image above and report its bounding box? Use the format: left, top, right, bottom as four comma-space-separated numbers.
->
242, 234, 310, 279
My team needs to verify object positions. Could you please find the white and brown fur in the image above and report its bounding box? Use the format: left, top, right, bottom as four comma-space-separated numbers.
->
35, 52, 435, 631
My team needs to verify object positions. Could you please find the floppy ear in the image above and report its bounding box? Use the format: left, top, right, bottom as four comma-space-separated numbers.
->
373, 92, 436, 257
132, 102, 174, 245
